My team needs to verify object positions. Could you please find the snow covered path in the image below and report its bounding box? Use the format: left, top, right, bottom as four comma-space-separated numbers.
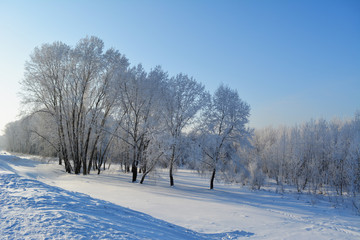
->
1, 153, 360, 239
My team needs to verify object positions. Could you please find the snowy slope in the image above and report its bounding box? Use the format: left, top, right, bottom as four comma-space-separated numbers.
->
1, 153, 360, 239
0, 155, 250, 239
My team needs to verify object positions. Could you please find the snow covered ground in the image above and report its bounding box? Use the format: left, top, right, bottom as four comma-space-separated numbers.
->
1, 153, 360, 239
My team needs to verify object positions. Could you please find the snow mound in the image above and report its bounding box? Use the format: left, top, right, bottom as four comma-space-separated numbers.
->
0, 173, 252, 239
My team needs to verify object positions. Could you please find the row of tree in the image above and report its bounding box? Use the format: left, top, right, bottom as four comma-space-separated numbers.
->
7, 36, 251, 189
4, 36, 359, 200
248, 116, 360, 198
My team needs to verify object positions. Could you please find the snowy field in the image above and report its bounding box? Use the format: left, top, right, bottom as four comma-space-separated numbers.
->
1, 153, 360, 239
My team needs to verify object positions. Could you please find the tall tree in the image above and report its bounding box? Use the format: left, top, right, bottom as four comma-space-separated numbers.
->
163, 74, 209, 186
22, 41, 73, 172
119, 65, 166, 182
198, 84, 251, 189
20, 36, 129, 174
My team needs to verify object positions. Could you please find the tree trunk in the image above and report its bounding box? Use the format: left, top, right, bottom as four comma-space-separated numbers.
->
132, 162, 137, 182
169, 160, 174, 186
60, 142, 72, 174
82, 158, 87, 175
140, 173, 147, 184
87, 156, 93, 174
74, 157, 81, 174
63, 155, 72, 173
210, 168, 216, 190
58, 154, 62, 165
169, 146, 175, 186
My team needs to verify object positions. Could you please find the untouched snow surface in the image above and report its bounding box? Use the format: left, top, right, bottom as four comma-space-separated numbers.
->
1, 153, 360, 239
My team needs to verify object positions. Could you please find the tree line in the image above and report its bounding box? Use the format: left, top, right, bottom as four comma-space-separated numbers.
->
5, 36, 251, 189
3, 37, 360, 206
247, 117, 360, 198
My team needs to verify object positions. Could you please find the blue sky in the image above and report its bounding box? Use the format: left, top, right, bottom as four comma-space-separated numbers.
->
0, 0, 359, 133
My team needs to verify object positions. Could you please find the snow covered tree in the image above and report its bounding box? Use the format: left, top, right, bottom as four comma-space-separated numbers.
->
247, 115, 360, 200
21, 41, 73, 172
162, 73, 209, 186
20, 36, 129, 174
197, 84, 251, 189
118, 65, 167, 182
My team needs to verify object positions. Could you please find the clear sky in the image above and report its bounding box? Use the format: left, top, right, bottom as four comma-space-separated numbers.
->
0, 0, 359, 134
